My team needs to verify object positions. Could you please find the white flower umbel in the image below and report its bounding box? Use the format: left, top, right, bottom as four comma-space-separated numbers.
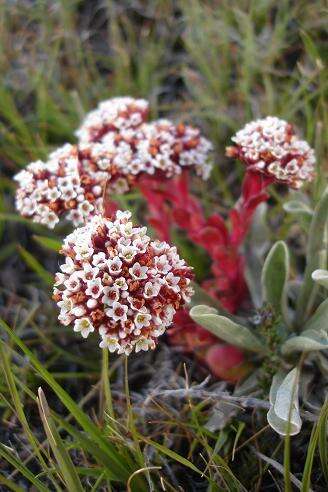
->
75, 97, 149, 143
53, 210, 194, 355
227, 116, 315, 189
14, 144, 104, 229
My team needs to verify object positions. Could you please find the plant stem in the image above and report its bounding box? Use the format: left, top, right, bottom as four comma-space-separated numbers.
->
124, 355, 145, 470
101, 348, 116, 430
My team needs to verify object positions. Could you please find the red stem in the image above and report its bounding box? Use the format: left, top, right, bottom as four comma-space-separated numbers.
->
138, 170, 272, 313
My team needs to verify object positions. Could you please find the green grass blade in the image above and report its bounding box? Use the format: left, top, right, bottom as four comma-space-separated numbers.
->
37, 387, 84, 492
0, 442, 49, 492
33, 235, 61, 252
0, 318, 134, 484
0, 473, 25, 492
17, 245, 53, 286
0, 343, 60, 490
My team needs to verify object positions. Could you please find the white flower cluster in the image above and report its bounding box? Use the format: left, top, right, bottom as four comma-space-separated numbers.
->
78, 119, 213, 195
15, 97, 213, 229
14, 144, 103, 228
228, 116, 315, 188
75, 97, 149, 143
53, 210, 194, 355
130, 120, 213, 180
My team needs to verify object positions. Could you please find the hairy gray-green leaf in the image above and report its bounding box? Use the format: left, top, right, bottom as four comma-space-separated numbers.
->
296, 187, 328, 326
261, 241, 289, 320
303, 298, 328, 332
282, 299, 328, 354
311, 269, 328, 289
190, 305, 265, 353
267, 368, 302, 436
244, 203, 269, 308
283, 200, 313, 230
281, 330, 328, 355
283, 200, 313, 216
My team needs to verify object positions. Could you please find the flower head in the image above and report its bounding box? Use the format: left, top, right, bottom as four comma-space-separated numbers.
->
226, 116, 315, 188
14, 144, 104, 229
53, 210, 194, 355
78, 119, 213, 197
75, 97, 149, 143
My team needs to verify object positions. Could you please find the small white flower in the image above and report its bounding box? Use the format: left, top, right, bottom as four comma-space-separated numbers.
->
43, 211, 59, 229
79, 200, 94, 217
66, 209, 84, 226
135, 338, 155, 353
54, 272, 66, 286
74, 244, 94, 261
119, 245, 138, 263
107, 257, 123, 275
71, 305, 87, 317
114, 277, 128, 290
152, 240, 167, 254
87, 298, 98, 309
46, 187, 61, 201
129, 262, 148, 280
102, 286, 120, 305
57, 297, 73, 313
134, 312, 152, 329
105, 301, 128, 322
154, 255, 171, 274
120, 221, 134, 237
64, 274, 81, 292
144, 281, 161, 298
61, 188, 77, 201
74, 318, 95, 338
85, 278, 103, 299
92, 252, 107, 269
76, 263, 99, 281
58, 312, 73, 326
99, 335, 120, 352
165, 272, 181, 293
161, 304, 176, 324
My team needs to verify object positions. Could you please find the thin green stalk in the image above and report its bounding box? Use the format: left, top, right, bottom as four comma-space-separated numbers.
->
101, 348, 116, 431
124, 355, 145, 470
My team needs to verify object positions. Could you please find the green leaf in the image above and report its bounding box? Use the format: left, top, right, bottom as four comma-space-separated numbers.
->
37, 388, 84, 492
282, 298, 328, 354
318, 400, 328, 484
244, 203, 269, 308
0, 474, 25, 492
261, 241, 289, 319
311, 269, 328, 289
0, 343, 59, 489
17, 245, 53, 286
301, 400, 328, 491
0, 442, 49, 492
281, 329, 328, 355
190, 305, 265, 353
0, 319, 133, 484
33, 235, 62, 252
267, 368, 302, 436
296, 187, 328, 326
283, 200, 313, 230
303, 298, 328, 332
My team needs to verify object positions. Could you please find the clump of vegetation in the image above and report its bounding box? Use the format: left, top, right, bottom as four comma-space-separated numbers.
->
0, 1, 327, 491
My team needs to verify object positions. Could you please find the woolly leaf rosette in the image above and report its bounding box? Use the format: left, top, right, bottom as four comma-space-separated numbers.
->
75, 96, 149, 143
226, 116, 315, 189
53, 210, 194, 355
14, 144, 104, 229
